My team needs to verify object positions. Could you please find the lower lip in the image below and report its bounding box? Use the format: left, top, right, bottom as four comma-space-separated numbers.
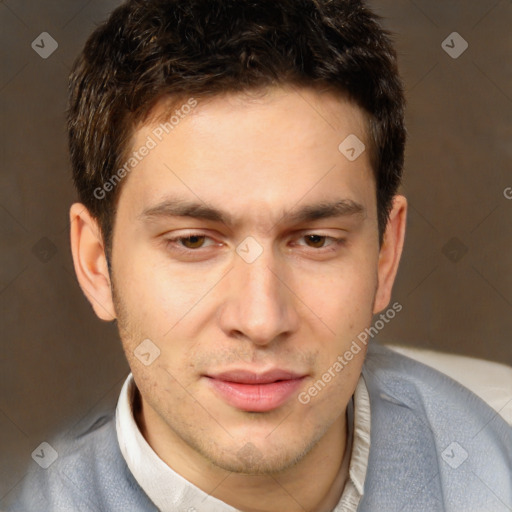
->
206, 377, 305, 412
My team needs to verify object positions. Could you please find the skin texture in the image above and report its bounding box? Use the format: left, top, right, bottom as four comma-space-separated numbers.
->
70, 85, 407, 512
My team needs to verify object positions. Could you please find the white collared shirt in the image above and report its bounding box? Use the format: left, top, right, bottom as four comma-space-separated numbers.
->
116, 374, 371, 512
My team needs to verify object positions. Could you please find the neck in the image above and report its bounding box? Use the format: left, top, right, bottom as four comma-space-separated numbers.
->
136, 394, 351, 512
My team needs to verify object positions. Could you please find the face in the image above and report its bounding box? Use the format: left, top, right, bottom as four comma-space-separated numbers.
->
81, 86, 402, 476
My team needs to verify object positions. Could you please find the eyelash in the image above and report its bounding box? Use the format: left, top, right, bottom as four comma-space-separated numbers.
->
163, 232, 346, 255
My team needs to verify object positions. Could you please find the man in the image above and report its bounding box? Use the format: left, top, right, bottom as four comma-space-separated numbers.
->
7, 0, 512, 511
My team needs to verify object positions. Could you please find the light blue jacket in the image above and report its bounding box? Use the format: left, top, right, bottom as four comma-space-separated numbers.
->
4, 343, 512, 511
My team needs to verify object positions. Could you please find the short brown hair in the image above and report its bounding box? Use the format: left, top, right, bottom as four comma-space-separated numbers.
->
68, 0, 406, 258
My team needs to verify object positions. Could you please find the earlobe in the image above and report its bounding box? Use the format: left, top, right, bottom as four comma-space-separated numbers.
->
69, 203, 116, 321
373, 195, 407, 314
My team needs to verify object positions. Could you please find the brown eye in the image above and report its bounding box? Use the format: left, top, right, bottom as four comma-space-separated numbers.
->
181, 235, 206, 249
304, 235, 327, 248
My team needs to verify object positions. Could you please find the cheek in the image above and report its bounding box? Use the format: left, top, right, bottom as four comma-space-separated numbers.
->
292, 257, 377, 331
117, 254, 209, 328
114, 260, 224, 376
298, 354, 364, 434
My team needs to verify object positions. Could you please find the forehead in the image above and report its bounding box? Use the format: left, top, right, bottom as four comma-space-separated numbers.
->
117, 86, 375, 227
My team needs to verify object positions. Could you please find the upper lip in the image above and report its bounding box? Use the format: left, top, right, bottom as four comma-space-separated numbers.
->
205, 369, 306, 384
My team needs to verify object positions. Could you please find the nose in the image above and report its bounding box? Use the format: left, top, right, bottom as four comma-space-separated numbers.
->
218, 245, 299, 346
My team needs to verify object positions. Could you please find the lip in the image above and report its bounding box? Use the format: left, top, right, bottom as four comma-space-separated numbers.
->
204, 369, 307, 412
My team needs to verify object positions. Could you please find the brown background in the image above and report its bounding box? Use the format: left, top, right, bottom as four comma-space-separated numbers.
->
1, 0, 511, 503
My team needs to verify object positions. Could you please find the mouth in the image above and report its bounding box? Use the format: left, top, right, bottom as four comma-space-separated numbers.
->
204, 369, 307, 412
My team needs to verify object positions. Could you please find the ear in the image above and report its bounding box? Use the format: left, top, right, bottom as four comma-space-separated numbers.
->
69, 203, 116, 321
373, 195, 407, 314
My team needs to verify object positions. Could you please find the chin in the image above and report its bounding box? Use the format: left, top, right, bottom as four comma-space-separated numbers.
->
210, 449, 305, 475
200, 432, 316, 476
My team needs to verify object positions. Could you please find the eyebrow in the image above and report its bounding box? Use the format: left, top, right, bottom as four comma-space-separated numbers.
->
138, 197, 366, 228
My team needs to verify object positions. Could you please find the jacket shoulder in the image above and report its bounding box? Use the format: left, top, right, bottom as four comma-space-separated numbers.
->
360, 342, 512, 511
4, 412, 157, 512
